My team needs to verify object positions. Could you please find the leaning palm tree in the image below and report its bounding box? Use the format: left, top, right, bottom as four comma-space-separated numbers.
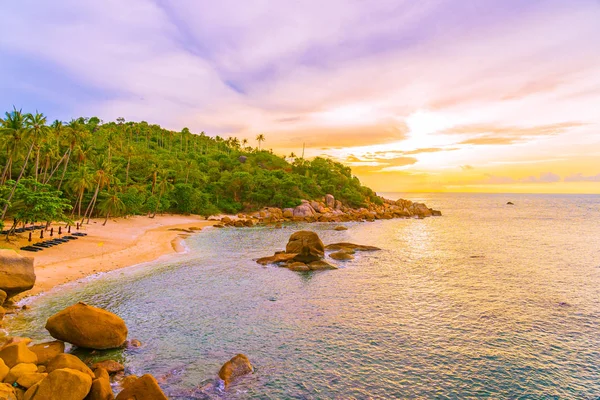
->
28, 111, 51, 183
98, 189, 126, 225
256, 134, 265, 151
0, 107, 27, 185
66, 165, 94, 217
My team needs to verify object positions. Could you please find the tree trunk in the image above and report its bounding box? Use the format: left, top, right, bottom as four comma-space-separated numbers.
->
82, 180, 100, 223
1, 155, 12, 185
103, 211, 110, 226
56, 149, 70, 191
125, 155, 131, 185
1, 142, 34, 220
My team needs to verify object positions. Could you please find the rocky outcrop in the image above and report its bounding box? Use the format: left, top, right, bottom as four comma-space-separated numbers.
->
45, 303, 128, 350
114, 374, 168, 400
0, 250, 36, 298
256, 252, 298, 266
218, 354, 253, 386
28, 341, 64, 365
285, 231, 325, 262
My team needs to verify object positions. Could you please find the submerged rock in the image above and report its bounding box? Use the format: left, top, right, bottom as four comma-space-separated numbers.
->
218, 354, 253, 386
285, 231, 325, 262
333, 226, 348, 231
0, 249, 36, 298
329, 251, 354, 261
325, 243, 381, 252
307, 260, 338, 270
45, 302, 128, 349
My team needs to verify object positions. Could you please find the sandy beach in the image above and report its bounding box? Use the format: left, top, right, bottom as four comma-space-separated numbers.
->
7, 215, 216, 300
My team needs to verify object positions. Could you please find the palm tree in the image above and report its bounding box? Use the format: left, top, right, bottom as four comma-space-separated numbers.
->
66, 165, 94, 217
151, 170, 172, 218
256, 134, 265, 151
0, 107, 27, 185
28, 111, 51, 183
98, 189, 126, 225
0, 108, 38, 219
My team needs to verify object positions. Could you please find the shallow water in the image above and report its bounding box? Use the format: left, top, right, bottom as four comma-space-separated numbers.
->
7, 193, 600, 398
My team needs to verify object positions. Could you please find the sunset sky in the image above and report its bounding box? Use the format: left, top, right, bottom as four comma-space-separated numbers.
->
1, 0, 599, 193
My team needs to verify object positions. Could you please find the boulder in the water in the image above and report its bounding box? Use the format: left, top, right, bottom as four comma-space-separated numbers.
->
286, 262, 310, 271
333, 226, 348, 231
45, 302, 128, 350
285, 231, 325, 262
218, 354, 253, 386
507, 201, 514, 205
307, 260, 338, 270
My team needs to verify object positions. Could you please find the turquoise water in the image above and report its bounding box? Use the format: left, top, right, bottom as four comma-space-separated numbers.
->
7, 193, 600, 399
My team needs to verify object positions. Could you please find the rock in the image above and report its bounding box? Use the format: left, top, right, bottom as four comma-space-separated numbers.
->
28, 341, 65, 365
218, 354, 253, 386
0, 341, 38, 367
325, 194, 335, 209
285, 231, 325, 263
5, 363, 38, 384
329, 251, 354, 261
93, 367, 110, 382
24, 368, 93, 400
282, 208, 294, 218
92, 360, 124, 375
37, 365, 46, 373
126, 339, 142, 349
0, 383, 18, 400
0, 290, 6, 306
286, 262, 310, 272
16, 372, 47, 389
431, 210, 442, 216
118, 375, 139, 389
45, 302, 128, 349
86, 376, 114, 400
0, 307, 5, 321
115, 374, 168, 400
0, 359, 8, 382
238, 156, 247, 163
46, 354, 94, 379
0, 250, 36, 298
1, 337, 33, 348
507, 201, 514, 205
412, 203, 432, 217
333, 226, 347, 231
325, 243, 381, 252
292, 203, 315, 218
308, 261, 338, 270
256, 252, 298, 266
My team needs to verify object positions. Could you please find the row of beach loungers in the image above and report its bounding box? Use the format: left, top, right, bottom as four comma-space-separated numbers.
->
20, 231, 88, 252
1, 224, 46, 234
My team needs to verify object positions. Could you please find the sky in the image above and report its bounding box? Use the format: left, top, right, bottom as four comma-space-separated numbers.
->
1, 0, 599, 193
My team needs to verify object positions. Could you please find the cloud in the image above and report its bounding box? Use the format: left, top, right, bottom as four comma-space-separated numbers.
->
564, 173, 600, 182
521, 172, 561, 183
461, 165, 474, 170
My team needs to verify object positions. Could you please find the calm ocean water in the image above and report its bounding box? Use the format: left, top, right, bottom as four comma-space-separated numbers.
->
7, 193, 600, 399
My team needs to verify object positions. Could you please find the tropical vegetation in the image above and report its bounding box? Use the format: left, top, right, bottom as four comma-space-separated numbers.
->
0, 108, 382, 234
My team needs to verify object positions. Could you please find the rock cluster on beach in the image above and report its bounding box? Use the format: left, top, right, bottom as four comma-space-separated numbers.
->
256, 230, 381, 271
0, 250, 36, 299
0, 302, 254, 399
216, 194, 441, 227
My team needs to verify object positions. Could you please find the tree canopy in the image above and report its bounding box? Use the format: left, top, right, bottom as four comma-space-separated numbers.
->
0, 109, 382, 230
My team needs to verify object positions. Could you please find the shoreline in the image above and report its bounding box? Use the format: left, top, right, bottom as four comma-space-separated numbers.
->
11, 215, 216, 301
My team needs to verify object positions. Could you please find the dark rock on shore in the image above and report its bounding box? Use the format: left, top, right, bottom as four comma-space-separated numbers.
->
329, 251, 354, 261
45, 302, 128, 350
115, 374, 168, 400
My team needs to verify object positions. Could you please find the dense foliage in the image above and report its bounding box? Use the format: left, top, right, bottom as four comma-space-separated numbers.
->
0, 108, 381, 231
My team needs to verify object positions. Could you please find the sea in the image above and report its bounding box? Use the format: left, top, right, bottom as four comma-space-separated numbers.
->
6, 193, 600, 399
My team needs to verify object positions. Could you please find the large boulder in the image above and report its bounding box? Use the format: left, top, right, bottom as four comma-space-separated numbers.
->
86, 374, 114, 400
218, 354, 253, 386
45, 303, 128, 349
46, 354, 94, 379
0, 250, 36, 298
0, 341, 38, 367
325, 194, 335, 209
16, 372, 47, 389
285, 231, 325, 263
115, 374, 168, 400
24, 368, 92, 400
292, 203, 315, 218
5, 363, 38, 384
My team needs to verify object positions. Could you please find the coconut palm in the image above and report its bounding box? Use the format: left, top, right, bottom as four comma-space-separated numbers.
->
256, 134, 266, 151
98, 189, 126, 225
66, 165, 94, 217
